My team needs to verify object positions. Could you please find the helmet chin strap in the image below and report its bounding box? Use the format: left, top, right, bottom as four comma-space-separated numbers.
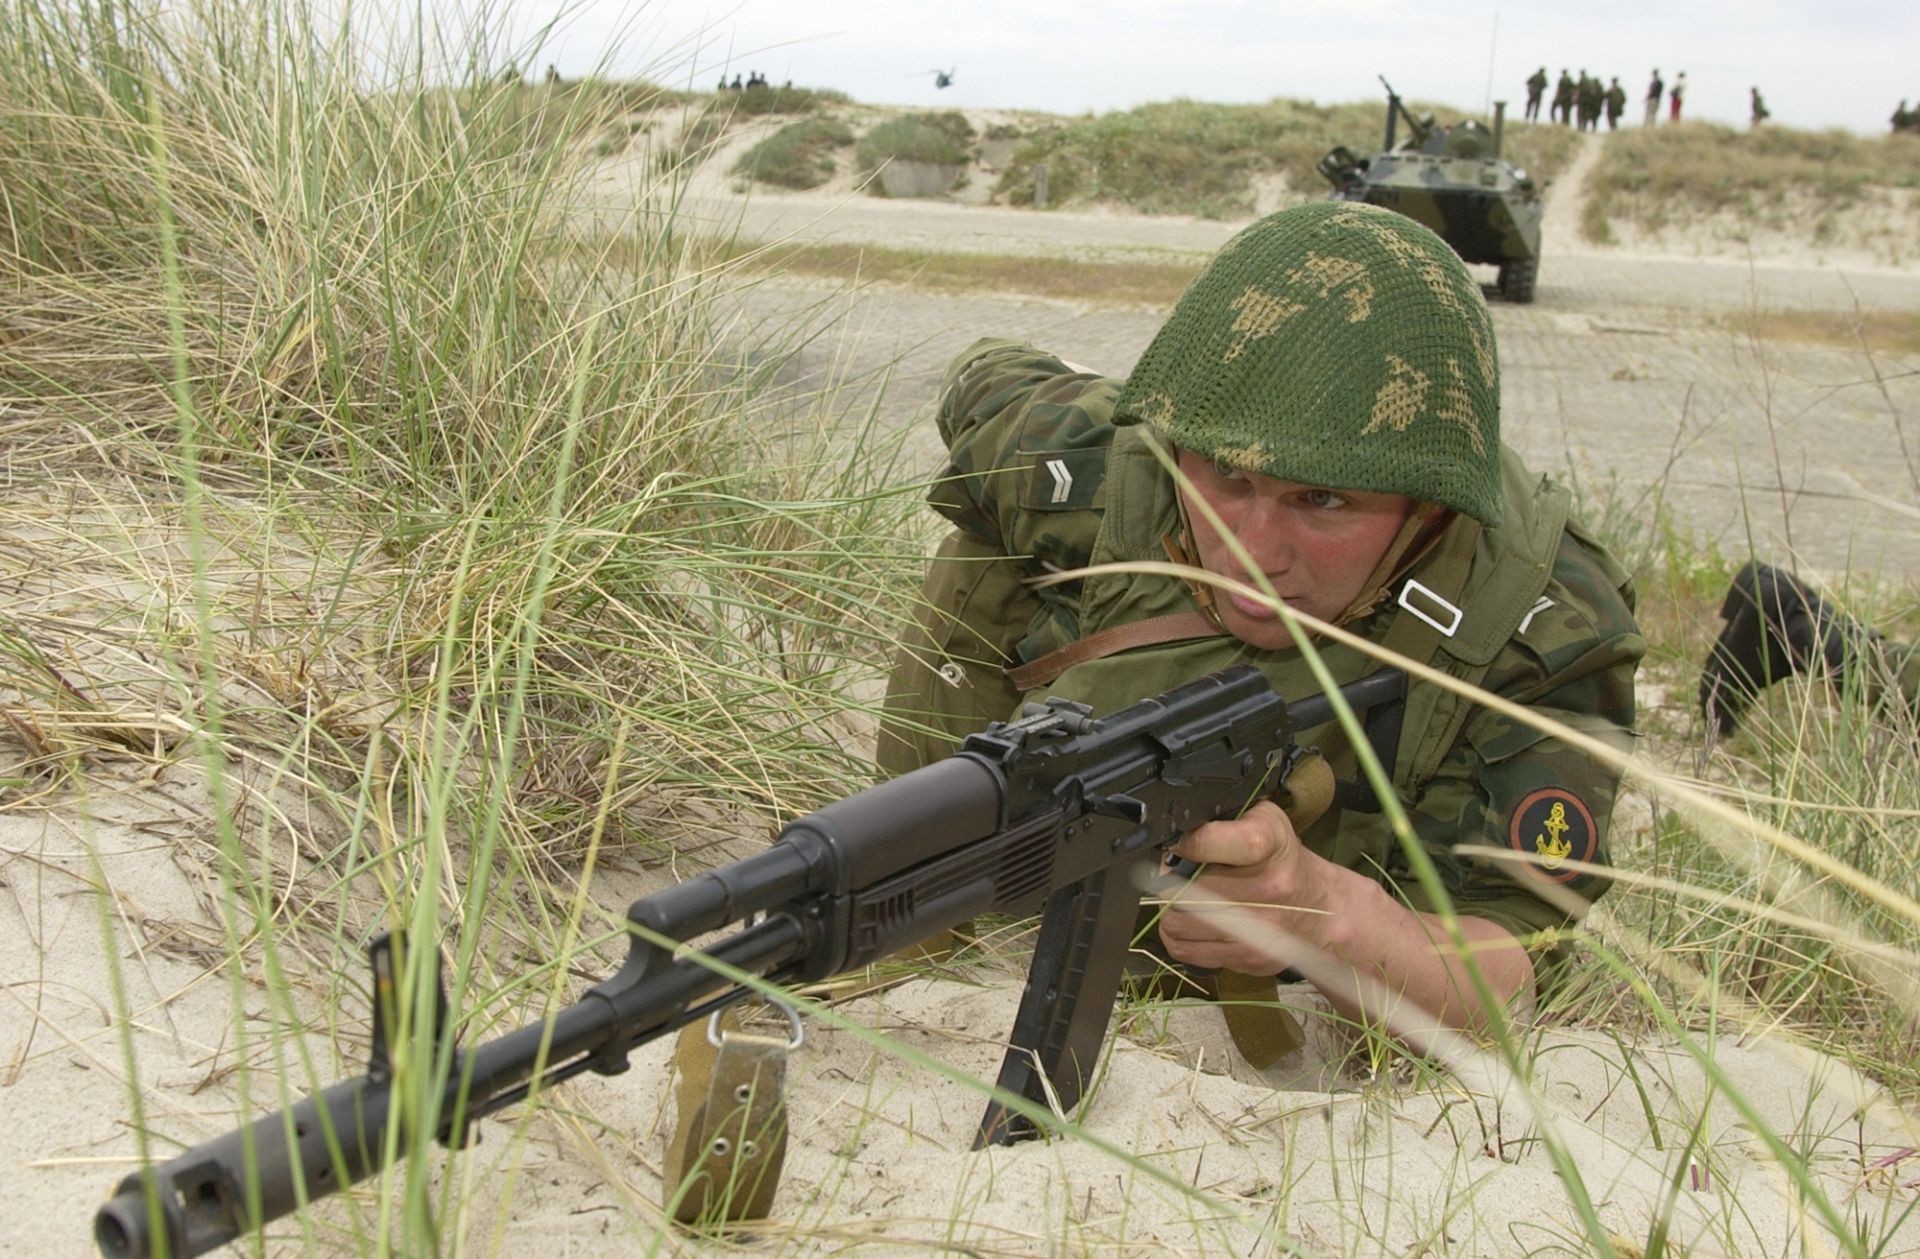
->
1336, 503, 1452, 626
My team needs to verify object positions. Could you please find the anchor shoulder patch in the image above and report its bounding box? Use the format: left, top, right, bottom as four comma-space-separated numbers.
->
1507, 786, 1597, 884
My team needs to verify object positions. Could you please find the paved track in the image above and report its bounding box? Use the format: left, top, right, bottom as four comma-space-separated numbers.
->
666, 187, 1920, 580
668, 188, 1920, 315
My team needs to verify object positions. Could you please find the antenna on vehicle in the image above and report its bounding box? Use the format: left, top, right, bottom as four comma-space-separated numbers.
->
1483, 9, 1499, 118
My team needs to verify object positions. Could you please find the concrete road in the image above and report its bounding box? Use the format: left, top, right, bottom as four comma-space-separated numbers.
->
662, 188, 1920, 316
670, 188, 1920, 581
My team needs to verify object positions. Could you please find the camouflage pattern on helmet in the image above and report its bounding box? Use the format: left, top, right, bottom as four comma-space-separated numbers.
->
1114, 201, 1506, 525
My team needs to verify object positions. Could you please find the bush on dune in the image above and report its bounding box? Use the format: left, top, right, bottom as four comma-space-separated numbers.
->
856, 110, 976, 170
0, 0, 915, 956
734, 117, 856, 189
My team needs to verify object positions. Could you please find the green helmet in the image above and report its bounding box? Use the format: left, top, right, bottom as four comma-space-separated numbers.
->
1115, 201, 1504, 525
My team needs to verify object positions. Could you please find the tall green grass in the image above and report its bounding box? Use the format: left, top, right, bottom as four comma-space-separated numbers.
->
1, 0, 922, 1251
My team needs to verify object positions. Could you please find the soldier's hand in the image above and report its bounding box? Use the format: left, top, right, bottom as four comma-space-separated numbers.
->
1158, 801, 1331, 973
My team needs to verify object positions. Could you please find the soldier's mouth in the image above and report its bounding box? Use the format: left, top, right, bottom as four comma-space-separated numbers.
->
1226, 590, 1294, 621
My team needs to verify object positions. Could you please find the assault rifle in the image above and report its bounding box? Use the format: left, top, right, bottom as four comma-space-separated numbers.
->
94, 664, 1407, 1259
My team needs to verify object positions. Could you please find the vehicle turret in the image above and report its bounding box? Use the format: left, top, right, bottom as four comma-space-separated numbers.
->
1319, 83, 1543, 303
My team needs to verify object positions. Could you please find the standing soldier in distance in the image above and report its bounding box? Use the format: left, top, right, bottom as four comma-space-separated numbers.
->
1574, 70, 1595, 130
1645, 69, 1664, 126
1553, 68, 1576, 125
1605, 77, 1627, 131
1525, 66, 1549, 122
879, 202, 1644, 1037
1669, 70, 1687, 123
1749, 87, 1771, 129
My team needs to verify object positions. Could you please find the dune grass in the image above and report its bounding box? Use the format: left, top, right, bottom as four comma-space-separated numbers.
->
855, 110, 975, 170
4, 1, 1920, 1255
1, 0, 924, 1251
991, 97, 1583, 219
1585, 121, 1920, 243
731, 118, 855, 190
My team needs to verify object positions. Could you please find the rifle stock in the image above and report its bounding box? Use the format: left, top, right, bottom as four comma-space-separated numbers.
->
95, 665, 1404, 1257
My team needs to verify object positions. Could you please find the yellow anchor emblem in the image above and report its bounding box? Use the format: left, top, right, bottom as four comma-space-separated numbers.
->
1534, 802, 1573, 869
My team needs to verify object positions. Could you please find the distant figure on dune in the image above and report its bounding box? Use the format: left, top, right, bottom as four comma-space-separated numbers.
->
1553, 68, 1575, 124
1645, 69, 1663, 126
1525, 66, 1548, 121
1604, 77, 1626, 131
1577, 69, 1599, 131
1669, 70, 1687, 123
1749, 87, 1770, 129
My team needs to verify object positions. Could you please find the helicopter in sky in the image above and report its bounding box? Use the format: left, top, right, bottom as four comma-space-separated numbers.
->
903, 66, 956, 89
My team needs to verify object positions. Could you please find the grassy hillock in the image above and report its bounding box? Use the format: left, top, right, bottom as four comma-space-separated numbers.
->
697, 92, 1582, 218
992, 98, 1380, 217
1584, 122, 1920, 243
989, 98, 1586, 218
732, 117, 855, 188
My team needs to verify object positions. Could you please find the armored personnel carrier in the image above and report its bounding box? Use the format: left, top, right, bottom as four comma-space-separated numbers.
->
1318, 78, 1543, 303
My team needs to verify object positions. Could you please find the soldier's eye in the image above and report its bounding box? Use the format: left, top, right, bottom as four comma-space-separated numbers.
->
1207, 458, 1247, 483
1302, 489, 1350, 510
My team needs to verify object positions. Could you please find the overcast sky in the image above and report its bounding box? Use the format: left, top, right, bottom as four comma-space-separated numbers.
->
466, 0, 1913, 137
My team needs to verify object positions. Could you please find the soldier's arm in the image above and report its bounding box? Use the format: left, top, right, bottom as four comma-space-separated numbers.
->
928, 339, 1121, 552
1162, 804, 1540, 1035
1160, 680, 1635, 1036
1162, 535, 1643, 1029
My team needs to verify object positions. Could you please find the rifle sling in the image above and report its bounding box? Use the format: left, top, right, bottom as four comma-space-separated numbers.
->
1005, 611, 1223, 692
664, 1010, 791, 1224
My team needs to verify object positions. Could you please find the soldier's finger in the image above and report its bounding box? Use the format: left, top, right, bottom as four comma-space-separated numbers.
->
1156, 916, 1281, 972
1170, 801, 1292, 868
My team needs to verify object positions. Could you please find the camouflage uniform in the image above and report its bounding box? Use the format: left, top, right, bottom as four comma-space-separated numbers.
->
880, 336, 1643, 969
1525, 68, 1549, 122
1605, 80, 1627, 130
1553, 70, 1576, 125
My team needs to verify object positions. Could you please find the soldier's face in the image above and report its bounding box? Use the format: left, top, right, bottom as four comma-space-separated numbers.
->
1176, 449, 1418, 651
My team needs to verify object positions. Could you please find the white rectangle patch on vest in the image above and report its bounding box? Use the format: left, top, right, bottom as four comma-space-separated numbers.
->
1519, 595, 1555, 635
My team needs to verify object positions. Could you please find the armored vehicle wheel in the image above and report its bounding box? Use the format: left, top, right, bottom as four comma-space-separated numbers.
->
1498, 257, 1538, 304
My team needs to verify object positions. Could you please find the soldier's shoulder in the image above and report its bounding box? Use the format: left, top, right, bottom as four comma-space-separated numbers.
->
1498, 518, 1644, 692
938, 339, 1124, 464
